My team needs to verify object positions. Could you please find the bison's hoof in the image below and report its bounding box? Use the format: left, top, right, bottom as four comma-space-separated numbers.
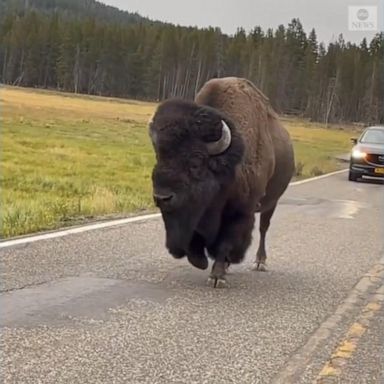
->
207, 276, 228, 288
252, 262, 267, 272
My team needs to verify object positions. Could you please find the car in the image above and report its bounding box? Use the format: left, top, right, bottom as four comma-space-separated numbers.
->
349, 125, 384, 181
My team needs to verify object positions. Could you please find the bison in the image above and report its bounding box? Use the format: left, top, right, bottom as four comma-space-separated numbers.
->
149, 77, 294, 287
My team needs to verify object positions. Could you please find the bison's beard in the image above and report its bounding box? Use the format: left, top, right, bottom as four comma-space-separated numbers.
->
161, 205, 205, 258
161, 181, 220, 258
157, 177, 221, 261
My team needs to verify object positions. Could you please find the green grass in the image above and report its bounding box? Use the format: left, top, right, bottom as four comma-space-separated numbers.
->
1, 87, 156, 238
1, 87, 360, 238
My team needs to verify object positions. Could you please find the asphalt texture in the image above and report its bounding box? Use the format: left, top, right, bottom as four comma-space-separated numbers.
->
1, 172, 383, 384
339, 305, 384, 384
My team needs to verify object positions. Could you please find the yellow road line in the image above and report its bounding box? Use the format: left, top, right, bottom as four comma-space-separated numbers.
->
315, 285, 384, 383
272, 259, 384, 384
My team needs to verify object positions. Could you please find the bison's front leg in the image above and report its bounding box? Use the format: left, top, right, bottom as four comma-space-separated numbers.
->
207, 251, 230, 288
207, 213, 255, 288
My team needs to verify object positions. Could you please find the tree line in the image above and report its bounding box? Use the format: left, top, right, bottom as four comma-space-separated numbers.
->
1, 3, 383, 124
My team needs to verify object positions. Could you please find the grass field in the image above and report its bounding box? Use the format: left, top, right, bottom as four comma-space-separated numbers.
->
1, 87, 359, 238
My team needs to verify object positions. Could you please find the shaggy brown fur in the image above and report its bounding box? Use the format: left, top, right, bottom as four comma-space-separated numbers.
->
195, 77, 294, 213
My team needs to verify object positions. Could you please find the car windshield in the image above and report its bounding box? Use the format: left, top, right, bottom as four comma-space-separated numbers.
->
360, 129, 384, 144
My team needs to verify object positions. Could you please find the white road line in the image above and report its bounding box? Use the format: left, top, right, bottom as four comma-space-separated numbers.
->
0, 214, 161, 249
0, 168, 348, 249
290, 168, 348, 186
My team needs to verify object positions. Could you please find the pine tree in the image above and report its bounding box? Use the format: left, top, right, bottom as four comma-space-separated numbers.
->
0, 6, 382, 124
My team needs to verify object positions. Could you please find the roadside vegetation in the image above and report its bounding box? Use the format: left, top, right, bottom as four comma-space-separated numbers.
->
282, 117, 358, 177
1, 87, 360, 238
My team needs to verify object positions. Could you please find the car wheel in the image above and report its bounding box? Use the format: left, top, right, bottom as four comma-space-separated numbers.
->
348, 171, 359, 181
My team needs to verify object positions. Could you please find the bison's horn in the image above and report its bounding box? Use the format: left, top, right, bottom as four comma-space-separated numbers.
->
206, 120, 232, 155
149, 129, 157, 145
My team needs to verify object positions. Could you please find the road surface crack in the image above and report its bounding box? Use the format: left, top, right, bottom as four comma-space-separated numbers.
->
0, 280, 50, 294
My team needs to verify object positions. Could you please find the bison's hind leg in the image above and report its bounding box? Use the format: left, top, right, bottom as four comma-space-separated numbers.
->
253, 204, 277, 272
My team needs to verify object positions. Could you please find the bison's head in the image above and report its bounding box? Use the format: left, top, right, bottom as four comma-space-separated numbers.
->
149, 99, 244, 257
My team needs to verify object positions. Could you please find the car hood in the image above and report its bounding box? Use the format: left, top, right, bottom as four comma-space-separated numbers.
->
355, 143, 384, 155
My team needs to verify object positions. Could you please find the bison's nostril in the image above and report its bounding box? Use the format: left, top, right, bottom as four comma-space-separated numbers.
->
153, 193, 175, 204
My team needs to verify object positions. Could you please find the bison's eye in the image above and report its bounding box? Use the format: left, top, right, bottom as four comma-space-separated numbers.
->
189, 157, 204, 178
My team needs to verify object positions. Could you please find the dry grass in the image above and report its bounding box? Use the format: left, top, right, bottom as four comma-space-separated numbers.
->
4, 86, 154, 122
1, 86, 359, 238
282, 117, 360, 177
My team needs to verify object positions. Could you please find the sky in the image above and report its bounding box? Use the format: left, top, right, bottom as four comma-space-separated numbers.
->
102, 0, 383, 44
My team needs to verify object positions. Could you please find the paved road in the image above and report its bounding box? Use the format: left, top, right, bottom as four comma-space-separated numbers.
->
1, 172, 383, 384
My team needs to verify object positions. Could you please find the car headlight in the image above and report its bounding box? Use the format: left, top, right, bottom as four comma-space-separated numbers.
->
352, 149, 367, 159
